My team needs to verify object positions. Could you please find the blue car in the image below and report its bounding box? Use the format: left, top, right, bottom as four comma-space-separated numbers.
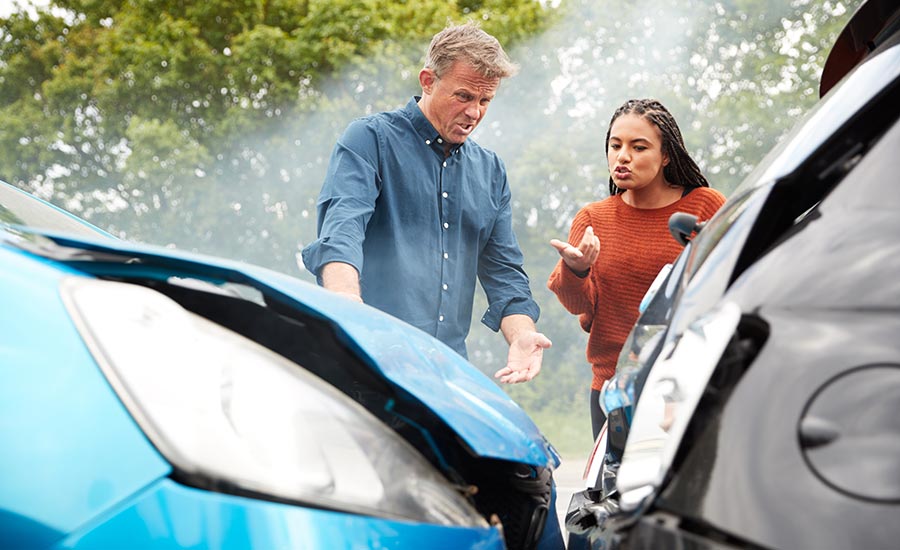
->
0, 180, 560, 549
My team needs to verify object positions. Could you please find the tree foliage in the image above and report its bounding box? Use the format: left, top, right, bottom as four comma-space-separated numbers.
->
0, 0, 860, 455
0, 0, 552, 252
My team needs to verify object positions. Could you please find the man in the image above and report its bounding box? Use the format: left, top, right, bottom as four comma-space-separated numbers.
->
301, 23, 563, 550
302, 23, 551, 384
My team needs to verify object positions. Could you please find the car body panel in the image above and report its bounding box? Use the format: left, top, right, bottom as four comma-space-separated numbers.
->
0, 248, 172, 546
659, 310, 900, 550
56, 478, 505, 550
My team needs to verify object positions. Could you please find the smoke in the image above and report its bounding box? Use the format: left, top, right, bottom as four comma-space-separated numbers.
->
169, 0, 858, 389
5, 0, 860, 453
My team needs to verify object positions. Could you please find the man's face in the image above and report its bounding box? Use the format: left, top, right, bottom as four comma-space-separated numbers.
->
418, 61, 500, 144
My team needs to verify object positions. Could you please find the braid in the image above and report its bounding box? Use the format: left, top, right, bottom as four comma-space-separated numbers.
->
606, 99, 709, 196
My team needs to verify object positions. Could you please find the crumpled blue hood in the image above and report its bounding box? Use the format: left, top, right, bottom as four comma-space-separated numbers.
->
12, 230, 558, 469
248, 266, 559, 469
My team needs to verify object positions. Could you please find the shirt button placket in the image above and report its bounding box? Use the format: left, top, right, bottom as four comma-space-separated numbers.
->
438, 150, 449, 330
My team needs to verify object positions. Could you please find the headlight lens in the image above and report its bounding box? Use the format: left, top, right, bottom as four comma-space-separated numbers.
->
615, 301, 740, 510
61, 278, 486, 527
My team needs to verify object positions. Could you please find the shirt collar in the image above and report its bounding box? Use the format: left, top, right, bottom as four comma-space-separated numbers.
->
404, 96, 466, 155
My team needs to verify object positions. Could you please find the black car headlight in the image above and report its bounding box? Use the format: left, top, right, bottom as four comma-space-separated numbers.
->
60, 278, 486, 527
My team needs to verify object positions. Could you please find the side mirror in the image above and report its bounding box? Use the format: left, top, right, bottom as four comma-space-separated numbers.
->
668, 212, 704, 246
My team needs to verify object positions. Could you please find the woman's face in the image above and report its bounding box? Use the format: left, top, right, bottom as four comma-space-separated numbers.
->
607, 113, 670, 192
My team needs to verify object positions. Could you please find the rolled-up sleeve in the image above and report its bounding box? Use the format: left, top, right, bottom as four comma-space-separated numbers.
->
478, 167, 540, 331
301, 120, 381, 282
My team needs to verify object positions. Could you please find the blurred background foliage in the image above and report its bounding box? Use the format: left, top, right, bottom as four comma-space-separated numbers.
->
0, 0, 860, 455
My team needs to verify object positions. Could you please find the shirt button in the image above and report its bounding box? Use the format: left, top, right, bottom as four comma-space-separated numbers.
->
442, 284, 448, 290
437, 138, 443, 144
442, 192, 448, 198
442, 161, 447, 168
439, 315, 444, 322
443, 252, 449, 259
443, 222, 449, 229
425, 139, 431, 145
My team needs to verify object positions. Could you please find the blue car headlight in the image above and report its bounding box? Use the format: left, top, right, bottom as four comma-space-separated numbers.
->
60, 278, 487, 527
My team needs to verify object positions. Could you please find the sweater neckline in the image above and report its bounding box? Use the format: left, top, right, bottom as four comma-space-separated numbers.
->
613, 191, 692, 213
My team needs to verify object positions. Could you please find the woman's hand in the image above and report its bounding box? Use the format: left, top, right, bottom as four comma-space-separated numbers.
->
550, 225, 600, 276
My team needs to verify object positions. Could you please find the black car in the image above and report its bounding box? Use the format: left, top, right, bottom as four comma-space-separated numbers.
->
566, 1, 900, 548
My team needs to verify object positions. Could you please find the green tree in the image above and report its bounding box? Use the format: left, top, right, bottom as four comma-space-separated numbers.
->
0, 0, 554, 266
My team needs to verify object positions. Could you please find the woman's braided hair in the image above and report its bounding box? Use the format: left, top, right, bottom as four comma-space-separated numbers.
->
605, 98, 710, 196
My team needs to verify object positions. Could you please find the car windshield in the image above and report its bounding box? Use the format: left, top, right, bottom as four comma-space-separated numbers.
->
682, 185, 769, 284
0, 182, 110, 239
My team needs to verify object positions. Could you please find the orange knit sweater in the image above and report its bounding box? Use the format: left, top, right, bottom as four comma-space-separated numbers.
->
547, 187, 726, 390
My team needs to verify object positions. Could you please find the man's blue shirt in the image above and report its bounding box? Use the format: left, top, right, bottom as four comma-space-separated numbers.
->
301, 97, 539, 357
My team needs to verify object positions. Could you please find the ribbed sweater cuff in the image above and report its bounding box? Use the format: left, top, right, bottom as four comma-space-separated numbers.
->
557, 261, 592, 290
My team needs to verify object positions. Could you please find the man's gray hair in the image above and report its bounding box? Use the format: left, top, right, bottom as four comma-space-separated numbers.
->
424, 23, 519, 80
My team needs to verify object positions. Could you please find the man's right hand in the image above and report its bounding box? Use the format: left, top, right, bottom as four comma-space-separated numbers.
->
549, 225, 600, 275
321, 262, 363, 302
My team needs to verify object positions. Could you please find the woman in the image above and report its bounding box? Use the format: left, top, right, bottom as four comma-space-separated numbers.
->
547, 98, 726, 438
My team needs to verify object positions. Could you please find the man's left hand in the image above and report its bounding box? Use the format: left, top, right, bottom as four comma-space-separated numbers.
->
494, 331, 552, 384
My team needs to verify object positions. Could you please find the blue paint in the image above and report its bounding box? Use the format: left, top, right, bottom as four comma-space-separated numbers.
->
56, 479, 505, 550
0, 250, 171, 545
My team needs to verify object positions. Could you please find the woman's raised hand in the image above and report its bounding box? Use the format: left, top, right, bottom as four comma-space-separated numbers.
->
550, 226, 600, 276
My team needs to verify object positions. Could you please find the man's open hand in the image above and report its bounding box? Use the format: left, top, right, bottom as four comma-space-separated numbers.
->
494, 331, 552, 384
